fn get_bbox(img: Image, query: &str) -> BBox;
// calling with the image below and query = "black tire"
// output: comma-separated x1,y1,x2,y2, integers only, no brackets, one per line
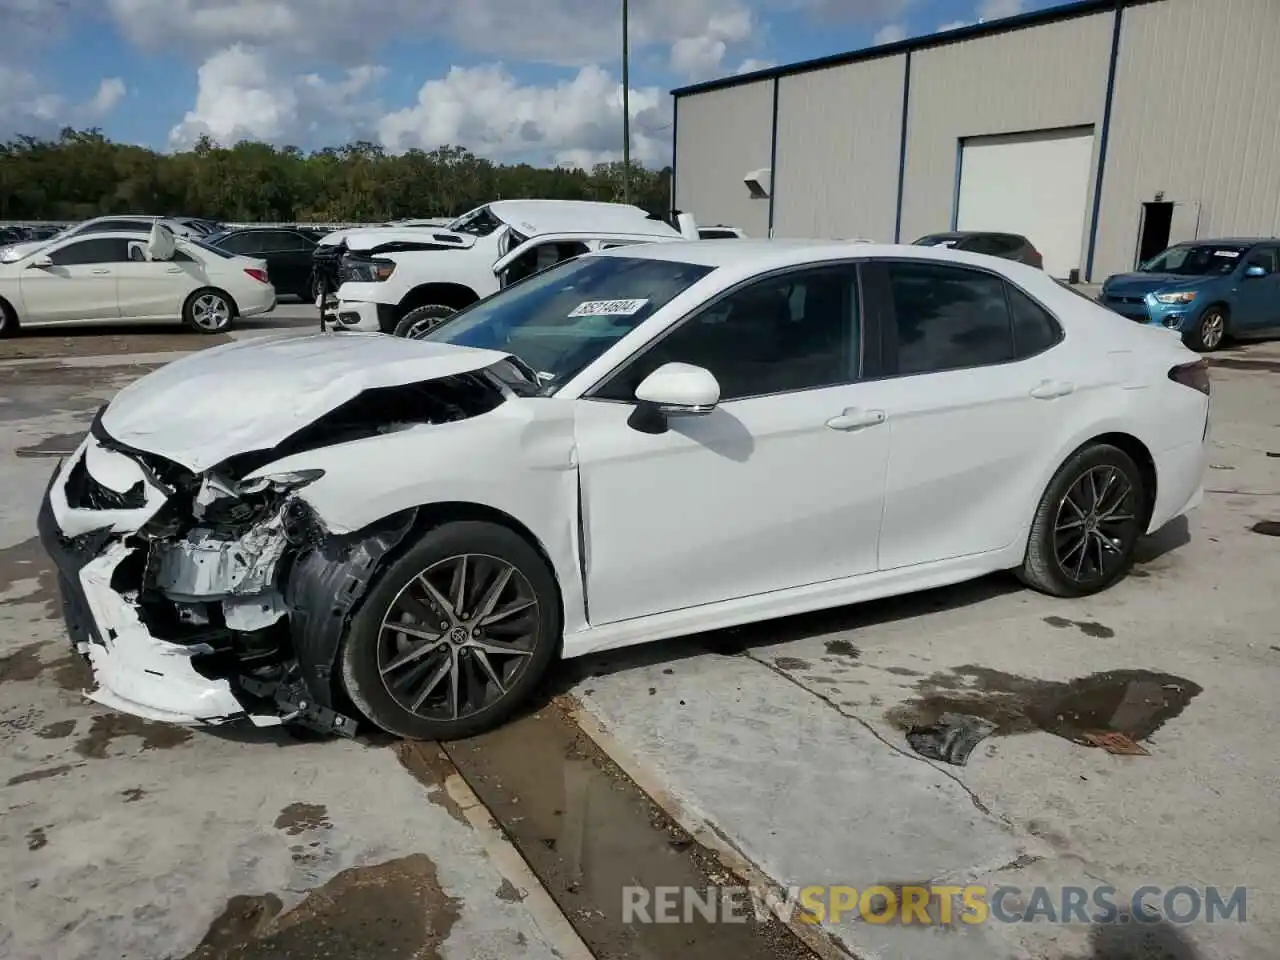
339,520,561,740
393,304,455,339
1019,443,1147,598
182,288,236,334
1184,305,1228,352
0,297,17,338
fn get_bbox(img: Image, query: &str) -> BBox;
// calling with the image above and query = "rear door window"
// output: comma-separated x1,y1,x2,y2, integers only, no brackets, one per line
884,261,1016,374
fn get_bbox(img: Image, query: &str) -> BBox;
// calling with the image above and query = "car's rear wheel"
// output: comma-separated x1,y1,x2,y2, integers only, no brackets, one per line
1185,306,1227,352
393,304,456,339
183,289,235,334
339,520,560,740
1019,443,1147,598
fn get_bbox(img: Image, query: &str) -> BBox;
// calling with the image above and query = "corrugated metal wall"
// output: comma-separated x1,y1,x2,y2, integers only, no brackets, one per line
772,55,906,241
897,12,1113,248
1092,0,1280,279
673,80,775,238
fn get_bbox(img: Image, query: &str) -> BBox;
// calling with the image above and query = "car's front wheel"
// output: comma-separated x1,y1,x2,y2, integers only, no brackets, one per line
1019,443,1147,598
339,520,561,740
393,304,456,339
1185,305,1228,352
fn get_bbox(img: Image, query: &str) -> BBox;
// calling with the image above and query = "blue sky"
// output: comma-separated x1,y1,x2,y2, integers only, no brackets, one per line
1,0,1069,167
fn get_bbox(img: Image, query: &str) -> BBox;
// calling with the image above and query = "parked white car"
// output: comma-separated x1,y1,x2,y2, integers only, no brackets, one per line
326,199,689,337
0,215,204,263
38,240,1209,741
0,228,276,336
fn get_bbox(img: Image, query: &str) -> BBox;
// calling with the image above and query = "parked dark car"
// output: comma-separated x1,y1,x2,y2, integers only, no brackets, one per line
1099,238,1280,351
913,231,1044,268
206,226,320,299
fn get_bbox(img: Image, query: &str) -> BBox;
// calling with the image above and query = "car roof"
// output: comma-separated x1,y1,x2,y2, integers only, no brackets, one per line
590,238,1040,271
487,200,681,238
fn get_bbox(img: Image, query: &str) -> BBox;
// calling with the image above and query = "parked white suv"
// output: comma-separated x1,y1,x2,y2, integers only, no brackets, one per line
325,200,691,337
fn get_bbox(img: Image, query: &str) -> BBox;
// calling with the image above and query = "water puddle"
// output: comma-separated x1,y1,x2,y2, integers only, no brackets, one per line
14,431,85,458
444,699,817,959
181,855,459,960
886,666,1202,748
1250,521,1280,537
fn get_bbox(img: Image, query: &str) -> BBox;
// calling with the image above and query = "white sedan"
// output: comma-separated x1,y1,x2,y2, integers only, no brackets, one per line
37,240,1210,741
0,230,276,336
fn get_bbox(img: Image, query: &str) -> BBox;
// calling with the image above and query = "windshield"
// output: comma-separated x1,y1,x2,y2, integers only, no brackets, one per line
424,255,716,393
1141,244,1248,276
447,205,505,237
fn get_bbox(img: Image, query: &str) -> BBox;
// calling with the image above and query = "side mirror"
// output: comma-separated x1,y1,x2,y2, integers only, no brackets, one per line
628,363,720,434
1244,264,1268,278
28,254,52,269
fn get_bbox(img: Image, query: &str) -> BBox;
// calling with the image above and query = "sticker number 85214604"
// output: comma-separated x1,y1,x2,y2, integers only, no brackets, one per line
568,298,649,317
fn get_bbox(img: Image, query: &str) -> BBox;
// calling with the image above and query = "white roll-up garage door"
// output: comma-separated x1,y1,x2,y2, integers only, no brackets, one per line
956,127,1095,279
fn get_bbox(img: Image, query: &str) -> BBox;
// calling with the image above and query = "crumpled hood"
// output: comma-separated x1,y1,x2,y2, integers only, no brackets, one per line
100,332,511,472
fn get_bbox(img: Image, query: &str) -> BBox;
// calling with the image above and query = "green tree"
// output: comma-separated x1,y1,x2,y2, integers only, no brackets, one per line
0,129,676,224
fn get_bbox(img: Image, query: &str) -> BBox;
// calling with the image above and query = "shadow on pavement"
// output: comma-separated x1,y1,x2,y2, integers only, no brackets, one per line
1067,912,1203,959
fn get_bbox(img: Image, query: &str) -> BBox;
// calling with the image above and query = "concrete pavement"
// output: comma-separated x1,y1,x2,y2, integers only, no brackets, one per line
0,329,1277,959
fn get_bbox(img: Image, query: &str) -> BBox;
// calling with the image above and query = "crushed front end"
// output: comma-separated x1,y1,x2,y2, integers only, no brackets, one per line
36,347,536,737
38,414,358,737
37,412,364,735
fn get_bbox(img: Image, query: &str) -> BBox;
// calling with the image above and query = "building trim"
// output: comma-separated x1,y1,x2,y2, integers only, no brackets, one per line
1085,1,1125,281
669,97,679,217
893,50,912,243
767,77,780,237
670,0,1163,98
949,139,964,230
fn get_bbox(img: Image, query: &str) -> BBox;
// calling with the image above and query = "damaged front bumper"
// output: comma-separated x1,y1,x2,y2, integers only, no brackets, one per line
37,419,371,736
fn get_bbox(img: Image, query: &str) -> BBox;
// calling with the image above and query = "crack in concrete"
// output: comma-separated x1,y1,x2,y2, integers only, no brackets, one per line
741,650,1004,821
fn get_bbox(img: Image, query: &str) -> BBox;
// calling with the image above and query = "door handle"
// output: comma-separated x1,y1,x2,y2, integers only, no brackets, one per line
91,269,110,275
165,266,182,273
826,407,886,431
1029,379,1076,400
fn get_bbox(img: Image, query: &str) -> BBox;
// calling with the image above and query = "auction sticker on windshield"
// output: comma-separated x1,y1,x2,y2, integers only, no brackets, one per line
1214,250,1240,258
569,299,649,317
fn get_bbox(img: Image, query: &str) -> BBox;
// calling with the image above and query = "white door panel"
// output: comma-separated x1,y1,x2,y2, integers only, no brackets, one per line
957,129,1094,280
873,355,1088,570
575,386,889,626
18,266,120,322
115,261,201,318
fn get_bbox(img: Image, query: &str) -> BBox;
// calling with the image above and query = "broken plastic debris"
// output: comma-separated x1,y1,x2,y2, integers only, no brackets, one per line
1080,731,1150,756
905,712,998,765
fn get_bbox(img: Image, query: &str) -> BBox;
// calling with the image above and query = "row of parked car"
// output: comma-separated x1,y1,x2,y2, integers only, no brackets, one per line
0,209,1275,353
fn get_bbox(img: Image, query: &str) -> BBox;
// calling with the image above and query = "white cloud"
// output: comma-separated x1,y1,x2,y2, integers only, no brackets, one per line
938,19,970,31
668,9,755,79
168,45,383,148
86,78,127,117
978,0,1025,19
735,58,776,74
873,23,908,44
0,67,128,139
378,64,671,169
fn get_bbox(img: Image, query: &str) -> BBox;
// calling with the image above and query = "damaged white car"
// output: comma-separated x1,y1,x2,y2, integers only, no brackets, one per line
39,241,1210,741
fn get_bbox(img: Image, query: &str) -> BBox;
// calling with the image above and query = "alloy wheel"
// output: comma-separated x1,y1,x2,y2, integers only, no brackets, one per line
377,553,540,721
1200,310,1225,350
1052,465,1141,585
191,293,231,331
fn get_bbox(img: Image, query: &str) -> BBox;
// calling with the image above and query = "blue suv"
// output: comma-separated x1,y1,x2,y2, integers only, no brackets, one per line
1099,238,1280,351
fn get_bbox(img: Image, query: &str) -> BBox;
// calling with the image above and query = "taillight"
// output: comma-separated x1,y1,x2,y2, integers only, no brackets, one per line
1028,249,1043,268
1169,358,1210,395
245,267,269,284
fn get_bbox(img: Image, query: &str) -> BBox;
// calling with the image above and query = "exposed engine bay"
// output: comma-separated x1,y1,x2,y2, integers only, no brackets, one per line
39,360,531,736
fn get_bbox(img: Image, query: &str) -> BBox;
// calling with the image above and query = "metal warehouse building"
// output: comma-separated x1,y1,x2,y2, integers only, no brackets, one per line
669,0,1280,282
